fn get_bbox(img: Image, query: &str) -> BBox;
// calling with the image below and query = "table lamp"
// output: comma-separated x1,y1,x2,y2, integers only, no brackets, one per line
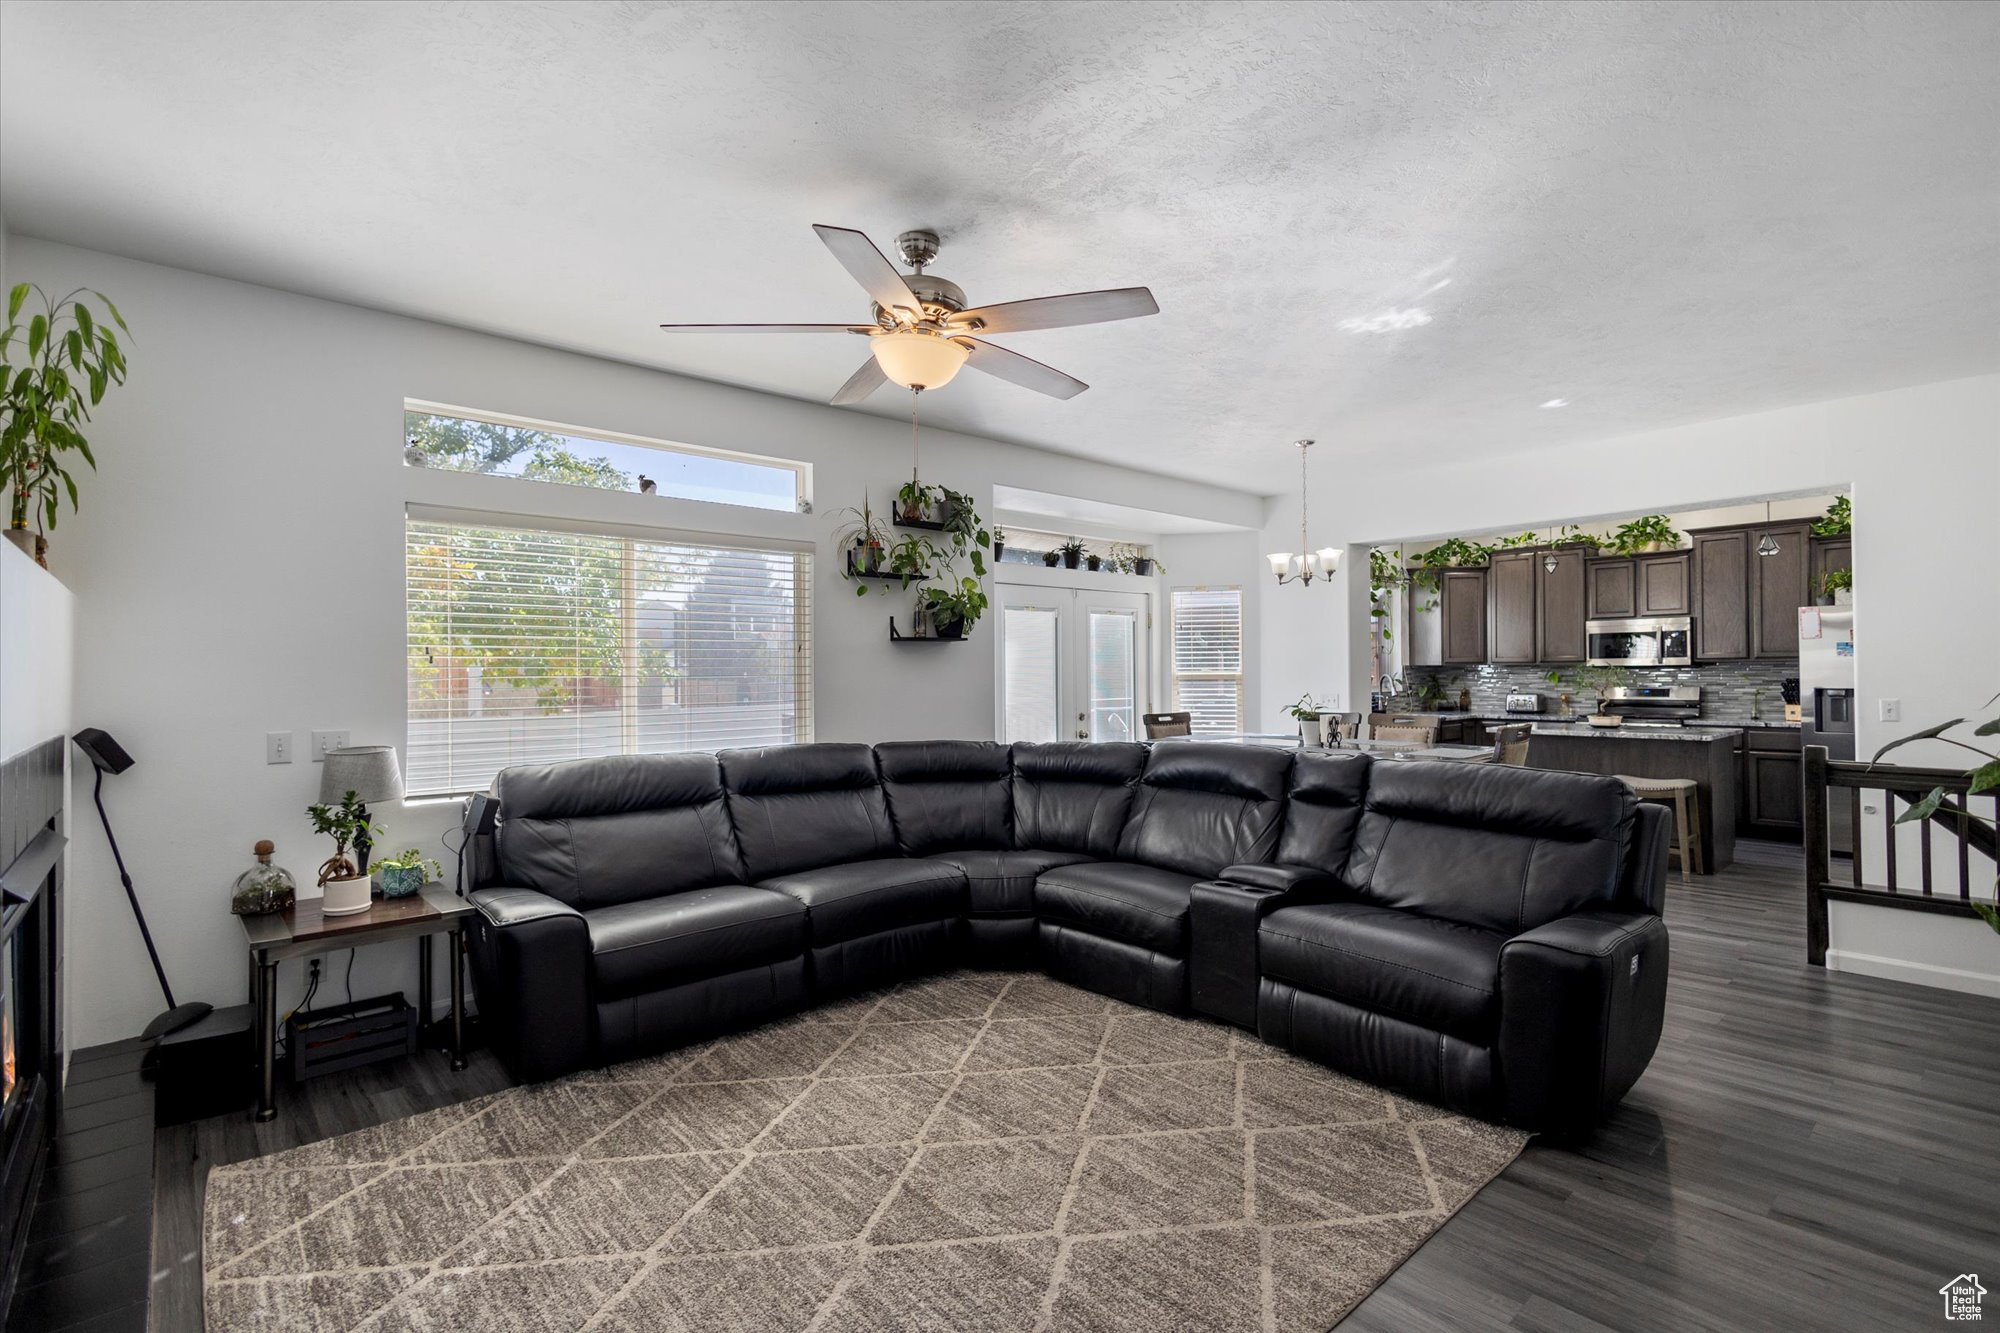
319,746,403,875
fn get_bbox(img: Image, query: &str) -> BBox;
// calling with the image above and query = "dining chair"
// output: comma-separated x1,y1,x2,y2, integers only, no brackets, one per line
1321,712,1362,742
1142,711,1193,739
1490,723,1532,766
1369,723,1434,746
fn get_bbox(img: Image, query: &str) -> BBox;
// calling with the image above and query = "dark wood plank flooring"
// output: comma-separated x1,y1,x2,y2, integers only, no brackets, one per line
145,840,2000,1332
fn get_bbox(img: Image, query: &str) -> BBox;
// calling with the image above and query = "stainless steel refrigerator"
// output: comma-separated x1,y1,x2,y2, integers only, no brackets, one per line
1799,607,1856,854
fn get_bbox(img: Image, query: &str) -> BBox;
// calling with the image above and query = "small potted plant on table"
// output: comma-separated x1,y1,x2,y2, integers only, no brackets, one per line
1285,694,1327,746
374,848,443,900
1575,666,1634,726
306,791,383,916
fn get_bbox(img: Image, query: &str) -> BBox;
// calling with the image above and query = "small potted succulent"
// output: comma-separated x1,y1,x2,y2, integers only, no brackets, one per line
1085,550,1104,572
992,527,1006,562
1059,537,1087,570
374,847,443,899
306,790,383,916
1041,549,1061,567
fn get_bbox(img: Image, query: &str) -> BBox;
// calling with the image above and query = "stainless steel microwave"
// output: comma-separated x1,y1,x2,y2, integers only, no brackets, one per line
1585,616,1693,668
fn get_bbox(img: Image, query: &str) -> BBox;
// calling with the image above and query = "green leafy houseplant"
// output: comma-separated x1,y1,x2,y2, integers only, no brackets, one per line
1041,549,1061,567
920,579,989,639
1552,524,1604,551
1811,495,1851,537
834,497,890,584
0,284,131,564
1607,515,1682,556
374,847,443,898
1369,547,1407,641
1058,537,1087,570
305,791,384,887
1413,674,1449,711
1574,665,1634,717
1409,537,1492,597
1492,531,1540,550
1812,568,1853,603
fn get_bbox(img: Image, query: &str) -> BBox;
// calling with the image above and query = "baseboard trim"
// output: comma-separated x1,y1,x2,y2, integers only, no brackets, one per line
1824,948,2000,999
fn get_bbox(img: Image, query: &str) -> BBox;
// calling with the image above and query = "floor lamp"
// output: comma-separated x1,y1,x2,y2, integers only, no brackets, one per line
72,727,213,1040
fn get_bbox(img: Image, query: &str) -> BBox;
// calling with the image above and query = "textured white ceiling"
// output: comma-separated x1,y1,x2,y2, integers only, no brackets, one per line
3,1,1995,492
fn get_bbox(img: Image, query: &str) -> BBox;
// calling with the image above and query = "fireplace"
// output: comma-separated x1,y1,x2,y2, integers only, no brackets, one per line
0,736,63,1313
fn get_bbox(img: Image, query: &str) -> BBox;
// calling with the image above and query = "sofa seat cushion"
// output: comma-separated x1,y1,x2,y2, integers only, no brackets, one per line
585,886,805,1000
929,848,1094,916
759,858,967,946
1034,861,1201,957
1259,903,1507,1041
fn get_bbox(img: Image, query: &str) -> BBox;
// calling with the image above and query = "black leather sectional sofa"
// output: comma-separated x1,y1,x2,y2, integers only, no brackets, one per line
460,740,1670,1135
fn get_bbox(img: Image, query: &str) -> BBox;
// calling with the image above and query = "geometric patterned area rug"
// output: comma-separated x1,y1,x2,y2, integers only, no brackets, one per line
204,971,1527,1332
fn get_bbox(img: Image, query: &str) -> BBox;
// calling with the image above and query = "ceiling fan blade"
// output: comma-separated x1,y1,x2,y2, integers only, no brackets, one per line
812,224,924,318
960,338,1088,400
830,356,888,406
949,287,1158,335
657,323,875,333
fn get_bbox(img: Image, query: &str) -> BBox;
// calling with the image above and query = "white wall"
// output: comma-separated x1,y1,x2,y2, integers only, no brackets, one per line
1255,373,2000,992
6,237,1263,1047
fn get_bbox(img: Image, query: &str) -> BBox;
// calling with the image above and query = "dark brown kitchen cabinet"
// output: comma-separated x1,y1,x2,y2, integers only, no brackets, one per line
1809,535,1851,602
1585,558,1636,619
1586,552,1691,619
1739,727,1804,840
1440,568,1488,664
1634,552,1692,615
1749,522,1811,658
1536,546,1588,664
1486,551,1539,665
1693,530,1750,660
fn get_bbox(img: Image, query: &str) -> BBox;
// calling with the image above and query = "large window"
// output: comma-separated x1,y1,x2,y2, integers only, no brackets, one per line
405,511,811,795
404,404,806,512
1170,586,1243,733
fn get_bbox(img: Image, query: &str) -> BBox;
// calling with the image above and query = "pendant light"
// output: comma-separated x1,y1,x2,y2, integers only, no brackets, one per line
1542,526,1559,574
1756,500,1780,557
1266,440,1340,585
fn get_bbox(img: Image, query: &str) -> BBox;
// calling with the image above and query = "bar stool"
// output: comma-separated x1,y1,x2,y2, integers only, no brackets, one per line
1616,775,1702,884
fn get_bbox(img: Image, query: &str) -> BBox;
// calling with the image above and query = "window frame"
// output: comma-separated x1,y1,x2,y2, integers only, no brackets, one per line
1168,584,1245,734
403,503,814,798
404,399,813,514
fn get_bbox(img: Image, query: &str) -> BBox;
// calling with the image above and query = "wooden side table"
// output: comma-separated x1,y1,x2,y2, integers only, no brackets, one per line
238,883,474,1122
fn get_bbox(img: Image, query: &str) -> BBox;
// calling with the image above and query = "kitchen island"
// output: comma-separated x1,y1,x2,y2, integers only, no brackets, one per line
1527,724,1742,872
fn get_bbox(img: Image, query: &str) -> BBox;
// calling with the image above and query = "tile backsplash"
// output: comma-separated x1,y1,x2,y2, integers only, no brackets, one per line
1380,659,1801,724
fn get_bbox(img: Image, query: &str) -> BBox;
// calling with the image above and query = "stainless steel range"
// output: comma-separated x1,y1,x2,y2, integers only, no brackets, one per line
1601,685,1702,727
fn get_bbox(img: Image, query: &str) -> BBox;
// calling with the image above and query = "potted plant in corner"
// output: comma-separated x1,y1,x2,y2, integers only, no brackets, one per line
0,284,131,568
1285,694,1326,746
306,790,383,916
374,848,443,900
1058,537,1087,570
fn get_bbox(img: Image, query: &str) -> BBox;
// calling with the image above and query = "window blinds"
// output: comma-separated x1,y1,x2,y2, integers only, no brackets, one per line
406,514,811,796
1170,587,1244,733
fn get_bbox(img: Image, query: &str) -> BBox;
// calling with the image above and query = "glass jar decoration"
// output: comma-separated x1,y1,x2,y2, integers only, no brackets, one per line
231,840,297,916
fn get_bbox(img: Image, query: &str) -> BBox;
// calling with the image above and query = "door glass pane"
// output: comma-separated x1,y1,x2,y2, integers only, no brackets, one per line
1088,610,1138,742
1003,605,1060,742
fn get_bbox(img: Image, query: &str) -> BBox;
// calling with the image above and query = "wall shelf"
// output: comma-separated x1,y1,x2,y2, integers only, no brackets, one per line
889,617,967,643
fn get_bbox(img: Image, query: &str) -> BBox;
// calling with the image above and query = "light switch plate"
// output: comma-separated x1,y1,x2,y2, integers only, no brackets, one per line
310,729,350,761
1878,699,1901,723
266,731,293,764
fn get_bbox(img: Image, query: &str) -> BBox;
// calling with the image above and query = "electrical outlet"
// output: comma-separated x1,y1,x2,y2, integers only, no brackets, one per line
1878,699,1901,723
266,731,293,764
311,730,350,761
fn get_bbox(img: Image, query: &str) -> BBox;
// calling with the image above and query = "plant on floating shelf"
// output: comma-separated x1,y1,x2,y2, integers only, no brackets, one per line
833,497,890,583
992,527,1007,561
1811,494,1851,538
1870,688,1999,910
1058,537,1087,570
0,283,132,567
1606,515,1682,556
920,578,989,639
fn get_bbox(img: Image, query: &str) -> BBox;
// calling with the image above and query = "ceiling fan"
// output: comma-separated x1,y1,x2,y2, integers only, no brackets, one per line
659,224,1159,405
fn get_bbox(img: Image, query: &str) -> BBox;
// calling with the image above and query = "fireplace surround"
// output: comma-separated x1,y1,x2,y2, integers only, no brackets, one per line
0,736,64,1314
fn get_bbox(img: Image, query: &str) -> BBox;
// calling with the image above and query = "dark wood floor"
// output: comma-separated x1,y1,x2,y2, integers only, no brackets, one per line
146,840,2000,1332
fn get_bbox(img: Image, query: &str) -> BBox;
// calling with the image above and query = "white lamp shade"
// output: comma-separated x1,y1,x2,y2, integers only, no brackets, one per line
869,330,970,390
1313,547,1340,576
1266,552,1295,577
319,745,404,805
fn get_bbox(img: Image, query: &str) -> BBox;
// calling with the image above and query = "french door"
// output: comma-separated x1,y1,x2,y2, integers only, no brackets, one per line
997,585,1151,742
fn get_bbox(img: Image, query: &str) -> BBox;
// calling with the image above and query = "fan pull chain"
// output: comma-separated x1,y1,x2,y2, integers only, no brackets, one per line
910,387,922,485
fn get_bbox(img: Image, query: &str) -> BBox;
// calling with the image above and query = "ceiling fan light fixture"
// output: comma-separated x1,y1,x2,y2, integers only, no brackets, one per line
868,328,969,391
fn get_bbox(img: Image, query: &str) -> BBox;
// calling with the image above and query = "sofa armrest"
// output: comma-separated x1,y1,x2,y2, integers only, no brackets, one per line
466,886,594,1082
1215,863,1343,896
1498,910,1669,1138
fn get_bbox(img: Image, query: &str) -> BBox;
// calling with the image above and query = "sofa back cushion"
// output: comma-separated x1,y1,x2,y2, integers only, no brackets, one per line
1117,744,1293,877
1343,762,1637,934
493,753,744,910
875,740,1013,854
721,743,897,880
1010,742,1147,857
1276,751,1373,870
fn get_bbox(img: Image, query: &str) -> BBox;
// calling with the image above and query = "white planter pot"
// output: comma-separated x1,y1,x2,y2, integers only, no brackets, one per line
1300,717,1325,747
321,875,373,917
1833,588,1852,606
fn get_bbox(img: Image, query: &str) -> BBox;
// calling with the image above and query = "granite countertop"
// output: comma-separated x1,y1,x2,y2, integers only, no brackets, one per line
1528,723,1745,742
1385,709,1799,730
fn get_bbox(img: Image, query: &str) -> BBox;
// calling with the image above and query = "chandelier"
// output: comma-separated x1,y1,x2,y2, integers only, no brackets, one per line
1266,439,1340,585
